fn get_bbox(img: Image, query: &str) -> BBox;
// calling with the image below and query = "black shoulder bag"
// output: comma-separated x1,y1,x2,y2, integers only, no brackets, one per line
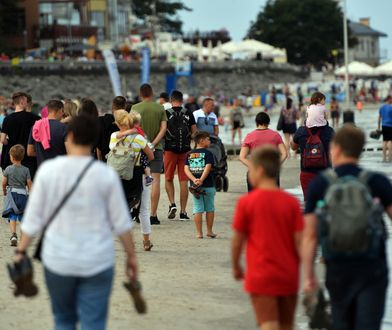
33,158,95,261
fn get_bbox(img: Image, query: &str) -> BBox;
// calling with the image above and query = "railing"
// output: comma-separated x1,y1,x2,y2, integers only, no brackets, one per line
39,25,98,39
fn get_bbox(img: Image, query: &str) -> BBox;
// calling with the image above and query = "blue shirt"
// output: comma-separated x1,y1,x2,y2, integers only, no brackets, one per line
379,104,392,127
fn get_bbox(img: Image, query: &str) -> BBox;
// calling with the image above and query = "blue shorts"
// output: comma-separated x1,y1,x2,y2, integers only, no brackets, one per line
8,213,23,221
192,187,216,214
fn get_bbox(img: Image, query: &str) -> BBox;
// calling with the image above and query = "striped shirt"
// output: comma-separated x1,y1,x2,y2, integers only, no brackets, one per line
109,133,147,166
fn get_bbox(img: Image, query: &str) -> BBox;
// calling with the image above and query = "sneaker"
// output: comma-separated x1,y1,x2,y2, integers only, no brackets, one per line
150,216,161,225
145,176,154,187
168,204,177,219
10,233,17,247
179,212,190,221
133,216,140,223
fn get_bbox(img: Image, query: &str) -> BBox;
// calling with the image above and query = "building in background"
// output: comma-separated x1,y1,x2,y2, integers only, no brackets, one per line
183,29,231,48
349,18,387,66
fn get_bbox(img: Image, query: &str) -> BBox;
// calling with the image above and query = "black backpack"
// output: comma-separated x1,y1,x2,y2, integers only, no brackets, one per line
165,108,192,153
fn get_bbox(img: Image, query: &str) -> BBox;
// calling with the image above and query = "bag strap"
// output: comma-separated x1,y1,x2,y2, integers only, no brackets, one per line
321,169,338,186
41,158,95,235
358,170,374,188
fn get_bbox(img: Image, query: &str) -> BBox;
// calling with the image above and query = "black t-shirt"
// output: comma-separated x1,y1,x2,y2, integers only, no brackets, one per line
98,114,117,161
185,148,215,187
1,111,40,170
28,120,67,167
165,107,196,152
293,125,335,173
184,102,199,113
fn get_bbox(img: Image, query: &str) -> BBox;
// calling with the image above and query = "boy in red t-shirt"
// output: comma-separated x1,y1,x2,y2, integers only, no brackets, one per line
232,146,303,330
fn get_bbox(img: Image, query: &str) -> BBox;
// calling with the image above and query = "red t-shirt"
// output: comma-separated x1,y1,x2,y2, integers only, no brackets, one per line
232,189,304,295
242,129,283,151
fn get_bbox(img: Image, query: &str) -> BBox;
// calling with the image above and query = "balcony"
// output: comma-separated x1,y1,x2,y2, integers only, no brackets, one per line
40,24,98,42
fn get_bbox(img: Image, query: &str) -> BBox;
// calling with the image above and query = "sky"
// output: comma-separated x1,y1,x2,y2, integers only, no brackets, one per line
179,0,392,62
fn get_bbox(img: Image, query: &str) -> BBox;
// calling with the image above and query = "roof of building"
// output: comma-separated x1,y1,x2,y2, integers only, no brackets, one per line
349,21,387,37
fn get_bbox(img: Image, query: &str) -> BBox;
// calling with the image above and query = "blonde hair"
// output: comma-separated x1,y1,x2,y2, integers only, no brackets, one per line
114,109,133,128
64,100,78,118
128,110,141,125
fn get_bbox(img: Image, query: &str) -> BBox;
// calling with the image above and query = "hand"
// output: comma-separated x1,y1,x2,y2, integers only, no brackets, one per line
233,265,244,281
303,274,319,293
126,253,138,283
193,178,200,186
13,252,26,264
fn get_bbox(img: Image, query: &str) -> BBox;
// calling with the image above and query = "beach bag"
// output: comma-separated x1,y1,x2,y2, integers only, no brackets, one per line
302,127,328,169
276,111,284,131
165,108,191,153
316,170,385,260
106,135,138,180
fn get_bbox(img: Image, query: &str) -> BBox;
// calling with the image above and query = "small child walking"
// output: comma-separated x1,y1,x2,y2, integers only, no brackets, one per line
231,146,303,330
184,131,216,239
2,145,32,246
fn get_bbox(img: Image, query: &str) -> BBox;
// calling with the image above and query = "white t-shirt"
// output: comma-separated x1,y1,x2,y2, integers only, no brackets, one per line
163,102,172,111
193,109,218,135
21,156,133,277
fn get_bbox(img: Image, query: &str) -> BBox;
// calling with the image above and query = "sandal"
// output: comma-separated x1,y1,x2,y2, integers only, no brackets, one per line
143,240,153,251
197,235,203,239
207,233,217,239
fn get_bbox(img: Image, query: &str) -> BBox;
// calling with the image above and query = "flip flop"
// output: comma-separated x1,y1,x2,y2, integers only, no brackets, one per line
207,234,217,239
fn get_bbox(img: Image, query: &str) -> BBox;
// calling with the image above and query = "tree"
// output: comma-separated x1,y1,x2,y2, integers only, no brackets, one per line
131,0,191,35
247,0,355,65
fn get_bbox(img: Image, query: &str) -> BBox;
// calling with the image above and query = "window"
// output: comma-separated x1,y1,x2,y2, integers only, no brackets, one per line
117,11,128,36
90,11,105,28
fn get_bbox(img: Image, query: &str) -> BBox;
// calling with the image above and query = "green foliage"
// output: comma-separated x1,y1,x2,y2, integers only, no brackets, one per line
247,0,355,65
131,0,191,34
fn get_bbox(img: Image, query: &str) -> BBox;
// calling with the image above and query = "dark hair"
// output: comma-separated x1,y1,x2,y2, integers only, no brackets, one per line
125,101,133,113
140,84,153,98
9,144,25,161
202,97,214,106
67,115,99,146
255,112,270,126
112,96,126,110
79,99,98,117
26,94,32,105
47,99,64,113
170,90,183,103
159,92,169,102
286,97,293,110
12,92,27,105
193,131,210,145
251,146,280,179
332,125,365,159
310,92,326,105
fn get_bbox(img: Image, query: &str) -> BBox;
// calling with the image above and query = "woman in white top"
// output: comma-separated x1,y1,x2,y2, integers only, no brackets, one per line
15,115,138,330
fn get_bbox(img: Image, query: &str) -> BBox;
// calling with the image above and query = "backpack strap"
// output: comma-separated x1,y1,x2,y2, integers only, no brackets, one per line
358,170,375,188
321,168,338,186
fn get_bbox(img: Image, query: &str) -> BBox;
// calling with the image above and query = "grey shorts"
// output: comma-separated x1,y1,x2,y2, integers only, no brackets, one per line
150,149,164,174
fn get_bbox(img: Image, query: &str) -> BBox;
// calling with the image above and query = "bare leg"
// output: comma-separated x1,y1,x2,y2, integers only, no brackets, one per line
9,221,16,234
238,129,242,145
284,133,291,158
232,129,236,145
144,167,151,177
165,179,175,205
388,141,392,162
260,322,279,330
206,211,215,236
179,180,188,213
383,142,387,162
150,173,161,217
194,213,203,238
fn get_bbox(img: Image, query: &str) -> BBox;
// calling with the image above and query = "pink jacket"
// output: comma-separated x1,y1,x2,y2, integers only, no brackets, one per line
32,118,51,150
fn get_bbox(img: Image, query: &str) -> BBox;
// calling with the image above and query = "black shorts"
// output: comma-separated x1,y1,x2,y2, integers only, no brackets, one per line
382,126,392,141
331,110,340,119
282,123,297,134
233,121,241,130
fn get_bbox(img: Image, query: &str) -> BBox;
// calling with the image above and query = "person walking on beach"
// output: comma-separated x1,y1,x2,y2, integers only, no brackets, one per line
164,90,196,221
303,125,392,329
378,95,392,162
280,97,299,158
239,112,287,191
291,92,334,201
230,99,244,146
27,100,67,168
193,98,219,136
14,115,139,330
185,131,216,239
0,92,40,178
132,84,167,225
232,147,303,330
2,145,32,246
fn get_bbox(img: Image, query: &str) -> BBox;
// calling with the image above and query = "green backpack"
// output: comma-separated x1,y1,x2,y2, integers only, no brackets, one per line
106,135,138,180
316,169,385,261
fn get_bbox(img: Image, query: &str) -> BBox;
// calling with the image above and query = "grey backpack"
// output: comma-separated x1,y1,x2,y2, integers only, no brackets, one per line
316,169,385,260
106,135,138,180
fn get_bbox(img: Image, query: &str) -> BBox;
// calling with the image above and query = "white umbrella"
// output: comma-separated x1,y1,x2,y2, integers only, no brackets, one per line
239,39,275,54
220,41,239,54
334,61,375,76
197,39,203,62
375,60,392,76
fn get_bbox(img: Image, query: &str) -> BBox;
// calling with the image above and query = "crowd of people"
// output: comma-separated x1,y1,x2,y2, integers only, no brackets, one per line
1,86,392,330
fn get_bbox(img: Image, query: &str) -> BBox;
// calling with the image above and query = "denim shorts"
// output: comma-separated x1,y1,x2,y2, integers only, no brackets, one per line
8,213,22,221
192,187,216,214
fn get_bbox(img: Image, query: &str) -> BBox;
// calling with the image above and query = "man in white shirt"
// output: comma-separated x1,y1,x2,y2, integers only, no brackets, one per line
193,98,219,136
159,92,172,111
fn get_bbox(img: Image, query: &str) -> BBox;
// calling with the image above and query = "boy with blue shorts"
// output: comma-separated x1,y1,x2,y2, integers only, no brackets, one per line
2,144,32,246
185,131,216,239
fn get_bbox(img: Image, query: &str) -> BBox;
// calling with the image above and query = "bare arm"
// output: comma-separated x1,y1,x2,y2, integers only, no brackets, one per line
198,163,212,184
184,165,198,185
13,232,34,262
27,144,36,157
378,115,382,131
291,141,299,151
116,128,138,139
302,214,319,293
386,205,392,220
96,148,103,161
142,145,154,161
190,124,197,135
214,125,219,136
239,146,251,168
0,132,8,145
2,177,7,195
151,121,167,147
231,230,246,280
118,231,138,283
278,143,288,163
